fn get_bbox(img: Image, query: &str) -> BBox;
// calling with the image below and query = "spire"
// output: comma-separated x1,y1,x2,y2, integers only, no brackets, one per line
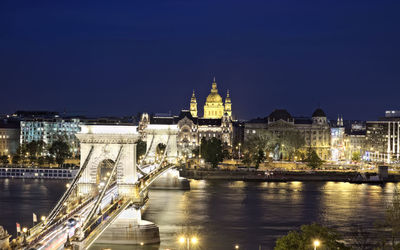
211,77,218,92
190,89,198,117
227,89,230,97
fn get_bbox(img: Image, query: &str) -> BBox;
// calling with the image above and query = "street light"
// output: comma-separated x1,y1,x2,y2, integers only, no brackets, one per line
178,235,198,249
313,239,320,250
41,216,46,222
235,244,239,249
238,143,241,160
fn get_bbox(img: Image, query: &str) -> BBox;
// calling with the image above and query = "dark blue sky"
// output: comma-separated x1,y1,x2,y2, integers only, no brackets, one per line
1,0,399,120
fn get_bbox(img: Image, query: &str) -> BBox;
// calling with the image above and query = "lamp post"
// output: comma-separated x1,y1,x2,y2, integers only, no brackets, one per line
238,143,241,160
22,227,28,245
313,239,320,250
179,235,198,250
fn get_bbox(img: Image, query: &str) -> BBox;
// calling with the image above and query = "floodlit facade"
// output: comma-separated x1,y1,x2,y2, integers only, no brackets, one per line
20,118,82,155
202,78,232,119
244,109,331,160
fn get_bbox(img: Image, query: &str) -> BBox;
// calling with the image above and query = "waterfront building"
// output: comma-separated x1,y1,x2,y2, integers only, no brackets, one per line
344,129,366,161
0,119,20,156
244,108,331,160
330,116,345,161
20,117,82,156
365,111,400,163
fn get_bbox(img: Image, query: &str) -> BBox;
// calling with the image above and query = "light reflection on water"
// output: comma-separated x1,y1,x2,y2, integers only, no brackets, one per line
0,179,398,250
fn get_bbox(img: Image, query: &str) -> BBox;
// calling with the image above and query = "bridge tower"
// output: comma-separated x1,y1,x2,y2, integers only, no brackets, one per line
76,125,140,199
142,124,179,163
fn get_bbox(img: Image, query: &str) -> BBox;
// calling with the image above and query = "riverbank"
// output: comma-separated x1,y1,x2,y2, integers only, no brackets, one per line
180,169,400,182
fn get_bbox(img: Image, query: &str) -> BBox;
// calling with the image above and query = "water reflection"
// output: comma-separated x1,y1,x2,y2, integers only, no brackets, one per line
0,179,398,249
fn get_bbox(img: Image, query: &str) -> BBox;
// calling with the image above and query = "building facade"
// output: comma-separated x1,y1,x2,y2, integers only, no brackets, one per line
330,116,345,161
244,109,331,160
20,118,82,156
365,118,400,163
0,120,20,156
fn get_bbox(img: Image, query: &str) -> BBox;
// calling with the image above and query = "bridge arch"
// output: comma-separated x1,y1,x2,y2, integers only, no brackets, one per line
76,125,139,198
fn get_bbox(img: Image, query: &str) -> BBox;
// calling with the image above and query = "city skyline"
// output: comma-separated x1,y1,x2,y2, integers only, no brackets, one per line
1,1,400,120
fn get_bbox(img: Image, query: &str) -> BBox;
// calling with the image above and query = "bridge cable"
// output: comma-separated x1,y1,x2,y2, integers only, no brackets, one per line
44,145,95,228
82,145,124,231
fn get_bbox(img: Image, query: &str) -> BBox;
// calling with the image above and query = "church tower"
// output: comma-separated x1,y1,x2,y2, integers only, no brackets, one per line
190,90,198,117
224,90,232,117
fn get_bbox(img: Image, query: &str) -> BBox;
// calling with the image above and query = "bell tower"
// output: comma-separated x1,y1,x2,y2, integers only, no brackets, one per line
190,90,198,117
224,90,232,117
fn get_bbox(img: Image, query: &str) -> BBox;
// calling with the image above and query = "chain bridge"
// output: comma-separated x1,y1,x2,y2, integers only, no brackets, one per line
17,124,186,250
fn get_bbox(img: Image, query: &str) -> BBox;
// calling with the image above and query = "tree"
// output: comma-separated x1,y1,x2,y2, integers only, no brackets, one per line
274,223,349,250
222,149,231,159
242,130,277,167
304,150,323,169
26,140,46,158
136,139,147,161
201,138,223,168
0,155,9,165
45,155,55,165
281,131,305,160
37,156,45,166
242,151,252,166
255,148,265,169
352,151,361,162
49,140,72,166
12,155,21,164
384,188,400,248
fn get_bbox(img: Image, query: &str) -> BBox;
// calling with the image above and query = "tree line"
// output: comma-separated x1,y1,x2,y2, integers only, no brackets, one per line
0,139,73,166
242,130,323,169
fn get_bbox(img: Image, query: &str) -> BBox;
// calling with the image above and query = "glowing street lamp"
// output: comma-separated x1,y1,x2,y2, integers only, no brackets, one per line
313,239,320,250
235,244,239,249
178,235,198,249
41,216,46,222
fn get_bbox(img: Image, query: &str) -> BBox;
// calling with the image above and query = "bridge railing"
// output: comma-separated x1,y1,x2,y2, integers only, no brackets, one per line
27,182,118,247
73,198,132,249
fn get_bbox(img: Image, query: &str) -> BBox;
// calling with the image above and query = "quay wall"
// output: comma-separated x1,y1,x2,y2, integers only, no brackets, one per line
180,169,400,182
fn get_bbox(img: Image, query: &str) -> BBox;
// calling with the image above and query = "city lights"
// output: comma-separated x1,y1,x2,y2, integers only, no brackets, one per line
313,239,320,250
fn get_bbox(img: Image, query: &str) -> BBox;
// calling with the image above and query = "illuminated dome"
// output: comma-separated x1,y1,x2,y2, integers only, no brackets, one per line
206,82,223,103
203,78,225,119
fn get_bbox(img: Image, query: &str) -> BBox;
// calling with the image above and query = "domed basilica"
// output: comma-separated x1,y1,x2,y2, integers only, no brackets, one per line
190,77,232,119
139,77,235,157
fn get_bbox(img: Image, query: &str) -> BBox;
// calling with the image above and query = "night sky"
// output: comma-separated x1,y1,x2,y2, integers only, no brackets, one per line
1,0,399,120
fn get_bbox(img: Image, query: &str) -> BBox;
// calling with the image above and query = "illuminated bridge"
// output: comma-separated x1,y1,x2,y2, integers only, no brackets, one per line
17,124,185,250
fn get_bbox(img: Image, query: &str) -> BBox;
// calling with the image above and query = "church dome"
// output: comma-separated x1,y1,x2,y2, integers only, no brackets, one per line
312,108,326,117
205,80,223,104
268,109,292,121
206,92,223,103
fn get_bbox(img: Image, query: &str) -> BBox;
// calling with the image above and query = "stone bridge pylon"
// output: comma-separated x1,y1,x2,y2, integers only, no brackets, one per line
76,125,140,198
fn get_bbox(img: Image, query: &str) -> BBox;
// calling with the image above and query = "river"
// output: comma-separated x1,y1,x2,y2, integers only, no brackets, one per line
0,179,398,249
